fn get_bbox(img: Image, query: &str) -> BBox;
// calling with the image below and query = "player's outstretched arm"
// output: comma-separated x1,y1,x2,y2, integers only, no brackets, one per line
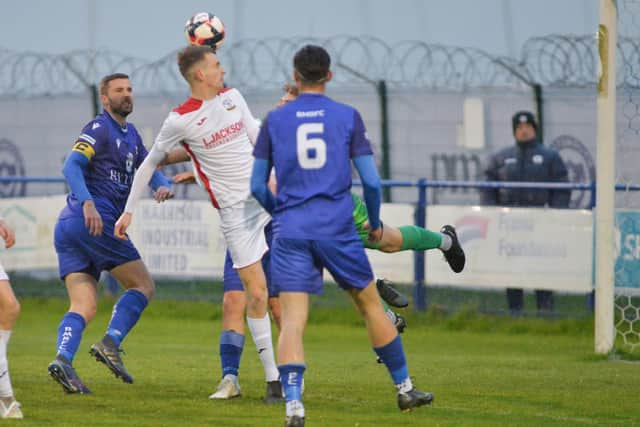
353,154,382,244
0,218,15,249
115,147,166,240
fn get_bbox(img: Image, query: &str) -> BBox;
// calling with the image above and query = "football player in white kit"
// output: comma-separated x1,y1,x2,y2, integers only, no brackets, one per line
114,45,280,401
0,217,22,419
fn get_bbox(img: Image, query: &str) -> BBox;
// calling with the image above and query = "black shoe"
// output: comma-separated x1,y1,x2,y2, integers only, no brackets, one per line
394,313,407,334
89,336,133,384
47,356,91,394
264,380,284,404
397,388,434,411
440,225,465,273
284,415,305,427
376,278,409,308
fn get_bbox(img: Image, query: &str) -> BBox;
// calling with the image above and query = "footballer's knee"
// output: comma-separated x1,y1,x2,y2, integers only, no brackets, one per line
378,236,403,253
138,280,155,301
245,286,268,314
70,301,97,323
222,291,246,316
0,296,20,326
280,319,305,339
378,242,402,253
378,226,404,252
124,276,155,301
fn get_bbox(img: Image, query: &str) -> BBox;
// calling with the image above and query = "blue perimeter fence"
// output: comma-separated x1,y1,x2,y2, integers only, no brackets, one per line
2,176,640,311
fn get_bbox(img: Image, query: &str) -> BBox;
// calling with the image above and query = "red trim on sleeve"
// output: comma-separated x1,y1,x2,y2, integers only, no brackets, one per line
173,97,203,115
181,143,220,209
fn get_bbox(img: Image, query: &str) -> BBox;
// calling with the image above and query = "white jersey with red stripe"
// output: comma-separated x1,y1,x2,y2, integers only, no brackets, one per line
154,88,260,209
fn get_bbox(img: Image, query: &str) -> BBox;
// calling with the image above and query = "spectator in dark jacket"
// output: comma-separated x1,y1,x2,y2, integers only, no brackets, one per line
481,111,570,315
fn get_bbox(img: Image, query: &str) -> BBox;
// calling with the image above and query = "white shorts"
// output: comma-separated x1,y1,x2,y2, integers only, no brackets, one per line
0,262,7,281
219,196,271,269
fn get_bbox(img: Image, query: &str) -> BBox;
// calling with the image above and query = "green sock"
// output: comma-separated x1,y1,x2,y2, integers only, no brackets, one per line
399,225,442,251
381,300,396,323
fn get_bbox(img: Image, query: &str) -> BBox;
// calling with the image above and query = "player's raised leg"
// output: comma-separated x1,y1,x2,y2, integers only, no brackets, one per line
90,259,154,384
48,272,96,395
352,192,465,273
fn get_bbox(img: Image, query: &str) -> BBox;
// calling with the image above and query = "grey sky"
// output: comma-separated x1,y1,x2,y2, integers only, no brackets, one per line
0,0,597,59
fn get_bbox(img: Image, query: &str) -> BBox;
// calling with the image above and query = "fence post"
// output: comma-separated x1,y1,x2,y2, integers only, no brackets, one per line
377,80,391,202
588,180,597,312
90,84,100,117
413,179,427,311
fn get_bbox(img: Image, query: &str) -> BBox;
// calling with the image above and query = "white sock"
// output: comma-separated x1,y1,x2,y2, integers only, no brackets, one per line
0,330,13,398
247,313,280,382
396,377,414,394
439,233,452,251
286,400,305,418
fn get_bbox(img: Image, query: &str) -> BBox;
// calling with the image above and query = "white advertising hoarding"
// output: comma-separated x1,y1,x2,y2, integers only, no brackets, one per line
426,206,593,292
0,197,608,293
0,196,66,270
0,197,228,278
126,200,227,278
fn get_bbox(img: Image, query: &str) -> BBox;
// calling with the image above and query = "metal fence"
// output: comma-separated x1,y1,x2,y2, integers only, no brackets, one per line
2,34,639,98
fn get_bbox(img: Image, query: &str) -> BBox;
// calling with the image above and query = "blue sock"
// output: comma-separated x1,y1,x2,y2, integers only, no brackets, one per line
56,312,86,363
278,363,306,402
220,330,245,377
373,335,409,385
106,289,148,346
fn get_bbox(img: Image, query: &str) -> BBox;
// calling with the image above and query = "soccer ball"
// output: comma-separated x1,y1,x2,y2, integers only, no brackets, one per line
184,12,226,50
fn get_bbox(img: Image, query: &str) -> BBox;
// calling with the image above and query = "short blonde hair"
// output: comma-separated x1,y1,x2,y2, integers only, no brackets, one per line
177,45,214,81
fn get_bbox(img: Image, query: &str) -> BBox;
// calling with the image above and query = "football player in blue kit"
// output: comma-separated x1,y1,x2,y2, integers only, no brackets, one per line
48,73,173,394
251,45,433,427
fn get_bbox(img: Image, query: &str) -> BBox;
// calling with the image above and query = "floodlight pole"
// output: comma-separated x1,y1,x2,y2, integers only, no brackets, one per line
337,63,391,202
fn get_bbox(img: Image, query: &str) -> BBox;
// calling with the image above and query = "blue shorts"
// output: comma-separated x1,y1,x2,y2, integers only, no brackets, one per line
223,222,276,296
54,215,141,281
270,236,374,295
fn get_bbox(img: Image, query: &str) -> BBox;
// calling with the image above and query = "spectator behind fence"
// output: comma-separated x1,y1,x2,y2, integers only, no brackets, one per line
481,111,570,315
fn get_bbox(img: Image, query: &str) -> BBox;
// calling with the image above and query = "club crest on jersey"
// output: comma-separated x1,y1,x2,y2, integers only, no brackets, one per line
126,152,134,173
222,98,236,111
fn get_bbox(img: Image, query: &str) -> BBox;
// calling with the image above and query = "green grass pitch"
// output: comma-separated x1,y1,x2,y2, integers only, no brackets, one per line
6,297,639,426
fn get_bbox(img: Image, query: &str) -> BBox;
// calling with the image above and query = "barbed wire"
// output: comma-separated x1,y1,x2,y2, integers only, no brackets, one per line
0,34,638,98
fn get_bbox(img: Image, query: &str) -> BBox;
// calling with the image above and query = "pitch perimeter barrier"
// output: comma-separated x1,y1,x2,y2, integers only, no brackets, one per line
1,177,640,311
